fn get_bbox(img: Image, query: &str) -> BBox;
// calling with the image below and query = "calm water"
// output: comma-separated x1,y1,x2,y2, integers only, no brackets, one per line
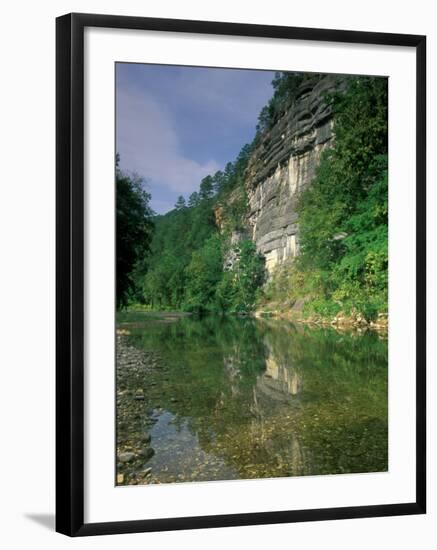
116,313,388,484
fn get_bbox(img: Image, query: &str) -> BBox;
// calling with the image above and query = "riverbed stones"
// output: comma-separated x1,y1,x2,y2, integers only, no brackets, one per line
116,333,165,485
118,451,136,463
134,389,145,400
138,447,155,460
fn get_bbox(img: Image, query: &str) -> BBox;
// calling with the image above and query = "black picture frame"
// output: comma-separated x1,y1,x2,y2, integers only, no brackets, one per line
56,12,426,537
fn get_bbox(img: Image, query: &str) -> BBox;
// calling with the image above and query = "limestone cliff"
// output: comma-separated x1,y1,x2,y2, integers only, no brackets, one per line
243,74,345,275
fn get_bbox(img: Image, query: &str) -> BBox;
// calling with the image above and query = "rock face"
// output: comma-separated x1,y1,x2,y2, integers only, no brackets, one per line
223,229,249,271
244,74,344,275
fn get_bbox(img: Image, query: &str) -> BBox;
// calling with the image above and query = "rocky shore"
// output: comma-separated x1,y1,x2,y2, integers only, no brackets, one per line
116,331,167,485
254,308,388,334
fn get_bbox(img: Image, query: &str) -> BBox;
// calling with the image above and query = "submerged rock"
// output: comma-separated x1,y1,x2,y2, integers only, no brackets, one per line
138,447,155,460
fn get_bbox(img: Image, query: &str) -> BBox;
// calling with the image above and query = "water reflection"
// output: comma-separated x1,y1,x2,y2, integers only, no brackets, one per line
116,313,388,485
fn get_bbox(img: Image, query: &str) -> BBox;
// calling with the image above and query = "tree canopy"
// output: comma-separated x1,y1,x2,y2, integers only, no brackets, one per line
116,164,154,307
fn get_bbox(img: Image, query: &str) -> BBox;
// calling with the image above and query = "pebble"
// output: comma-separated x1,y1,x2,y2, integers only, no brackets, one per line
118,452,136,463
138,447,155,460
134,389,145,400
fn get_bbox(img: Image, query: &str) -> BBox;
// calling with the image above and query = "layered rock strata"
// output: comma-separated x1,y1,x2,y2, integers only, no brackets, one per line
245,74,344,274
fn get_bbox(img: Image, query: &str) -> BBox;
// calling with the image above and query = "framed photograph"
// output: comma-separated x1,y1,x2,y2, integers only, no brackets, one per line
56,13,426,536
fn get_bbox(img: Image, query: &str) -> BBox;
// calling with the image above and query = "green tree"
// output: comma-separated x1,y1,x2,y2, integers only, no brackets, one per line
216,240,265,312
184,234,223,312
142,185,218,310
199,175,214,201
188,191,200,208
256,71,306,133
211,170,225,195
294,76,388,318
116,166,154,308
175,195,186,210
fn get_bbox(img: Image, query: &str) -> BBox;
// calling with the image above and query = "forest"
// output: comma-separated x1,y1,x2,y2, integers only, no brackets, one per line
116,73,388,321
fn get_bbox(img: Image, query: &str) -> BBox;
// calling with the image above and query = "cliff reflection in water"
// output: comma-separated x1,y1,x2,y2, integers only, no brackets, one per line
116,313,388,485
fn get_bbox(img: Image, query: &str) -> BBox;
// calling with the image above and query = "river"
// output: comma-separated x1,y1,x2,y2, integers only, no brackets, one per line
116,312,388,485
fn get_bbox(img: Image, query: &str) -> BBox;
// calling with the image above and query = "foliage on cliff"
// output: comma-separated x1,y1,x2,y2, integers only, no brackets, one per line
216,240,266,313
262,76,388,320
255,72,308,135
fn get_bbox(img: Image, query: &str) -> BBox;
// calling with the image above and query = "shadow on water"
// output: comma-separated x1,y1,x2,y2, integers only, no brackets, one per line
116,314,388,485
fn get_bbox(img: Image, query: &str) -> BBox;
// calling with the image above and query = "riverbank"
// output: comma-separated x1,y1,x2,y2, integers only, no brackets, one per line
119,306,388,334
116,332,166,485
254,306,388,333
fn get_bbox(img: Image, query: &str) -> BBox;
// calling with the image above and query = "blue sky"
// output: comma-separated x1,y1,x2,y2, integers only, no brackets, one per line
116,63,275,214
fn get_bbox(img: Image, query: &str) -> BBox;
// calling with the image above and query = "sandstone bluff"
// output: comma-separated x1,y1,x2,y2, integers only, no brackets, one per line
217,74,346,275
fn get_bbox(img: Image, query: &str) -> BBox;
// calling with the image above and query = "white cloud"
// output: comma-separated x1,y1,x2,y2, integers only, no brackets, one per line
116,89,219,195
